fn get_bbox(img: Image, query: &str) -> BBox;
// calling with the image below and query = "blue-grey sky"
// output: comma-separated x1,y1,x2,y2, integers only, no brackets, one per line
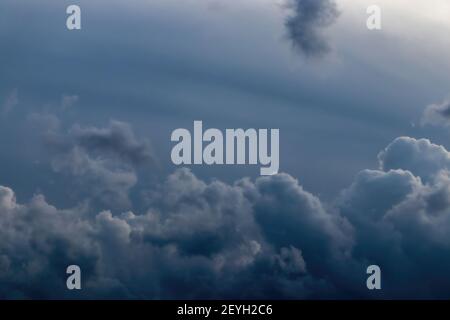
2,0,449,199
1,0,450,299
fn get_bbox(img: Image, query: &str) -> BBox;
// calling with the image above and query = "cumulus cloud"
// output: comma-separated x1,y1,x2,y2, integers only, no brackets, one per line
51,147,138,210
338,136,450,297
378,137,450,183
421,99,450,127
0,169,350,299
70,121,154,167
2,132,450,298
0,187,98,299
31,117,155,210
284,0,339,57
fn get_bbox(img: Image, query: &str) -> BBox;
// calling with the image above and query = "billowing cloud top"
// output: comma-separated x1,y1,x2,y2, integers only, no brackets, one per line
2,127,450,298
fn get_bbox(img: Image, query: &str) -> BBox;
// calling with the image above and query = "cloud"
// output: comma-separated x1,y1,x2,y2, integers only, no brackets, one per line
69,121,154,167
251,173,353,280
0,169,347,299
61,95,79,110
337,136,450,297
51,147,138,210
27,113,61,134
2,134,450,298
421,99,450,127
284,0,339,57
31,117,155,210
378,136,450,183
0,187,99,299
1,89,18,115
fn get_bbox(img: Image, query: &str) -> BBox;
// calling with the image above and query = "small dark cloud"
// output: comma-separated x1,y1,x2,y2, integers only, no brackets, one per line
70,121,154,167
284,0,339,57
421,99,450,127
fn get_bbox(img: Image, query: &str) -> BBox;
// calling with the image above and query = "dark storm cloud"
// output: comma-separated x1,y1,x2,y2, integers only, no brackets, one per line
337,137,450,297
251,173,353,279
0,169,346,299
3,136,450,298
338,174,450,297
1,0,449,299
0,187,99,299
284,0,339,57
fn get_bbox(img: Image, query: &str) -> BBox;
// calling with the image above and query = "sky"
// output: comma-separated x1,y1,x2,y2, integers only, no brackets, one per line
1,0,450,299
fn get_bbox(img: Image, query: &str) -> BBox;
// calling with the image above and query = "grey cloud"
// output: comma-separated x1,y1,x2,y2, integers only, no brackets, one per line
1,89,18,115
3,134,450,298
337,169,421,279
70,121,154,167
284,0,339,57
252,173,353,280
0,187,99,299
336,136,450,297
27,113,61,134
0,169,346,299
33,118,155,210
61,94,79,110
274,246,307,275
378,136,450,183
421,99,450,127
51,147,138,210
